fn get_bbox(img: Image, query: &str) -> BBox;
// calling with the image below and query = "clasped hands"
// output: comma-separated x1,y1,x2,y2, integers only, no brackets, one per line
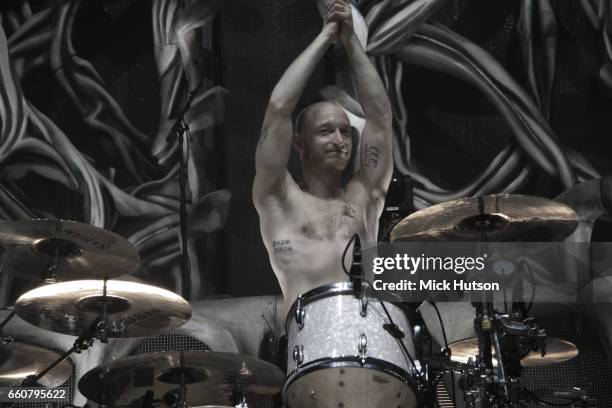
322,0,354,45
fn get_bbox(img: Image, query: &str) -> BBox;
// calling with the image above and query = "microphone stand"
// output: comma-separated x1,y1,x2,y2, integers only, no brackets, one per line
166,81,203,301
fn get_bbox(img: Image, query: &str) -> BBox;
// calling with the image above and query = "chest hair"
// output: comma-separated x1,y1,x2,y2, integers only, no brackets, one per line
297,196,360,241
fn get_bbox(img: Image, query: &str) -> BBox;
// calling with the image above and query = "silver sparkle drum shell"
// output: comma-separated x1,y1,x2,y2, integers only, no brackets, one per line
284,282,418,408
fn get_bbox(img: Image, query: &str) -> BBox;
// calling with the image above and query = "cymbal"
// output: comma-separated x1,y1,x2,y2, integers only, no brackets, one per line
0,341,72,388
15,280,191,337
78,351,284,407
0,219,139,281
520,338,579,366
391,194,578,242
448,337,578,367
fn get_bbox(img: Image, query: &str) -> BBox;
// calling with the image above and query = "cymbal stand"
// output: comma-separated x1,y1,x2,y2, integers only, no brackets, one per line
22,332,96,386
177,368,188,408
41,245,61,283
41,219,64,283
468,302,498,408
161,351,189,408
128,390,155,408
0,244,13,309
467,301,548,406
0,310,15,344
229,363,251,408
165,80,203,301
464,198,512,406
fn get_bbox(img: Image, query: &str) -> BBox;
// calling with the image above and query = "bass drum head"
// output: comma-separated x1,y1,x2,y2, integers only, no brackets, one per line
285,366,417,408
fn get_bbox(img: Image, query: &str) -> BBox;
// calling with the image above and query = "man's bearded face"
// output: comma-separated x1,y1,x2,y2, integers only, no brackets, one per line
296,102,352,173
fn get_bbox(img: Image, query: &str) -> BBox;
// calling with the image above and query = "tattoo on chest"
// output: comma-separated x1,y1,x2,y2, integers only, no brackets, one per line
343,203,357,218
364,144,380,168
258,124,270,146
272,239,293,254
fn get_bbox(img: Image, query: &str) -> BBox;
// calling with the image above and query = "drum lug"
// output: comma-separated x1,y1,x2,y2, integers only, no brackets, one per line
359,281,368,317
295,296,305,330
360,295,368,317
358,333,367,364
292,344,304,367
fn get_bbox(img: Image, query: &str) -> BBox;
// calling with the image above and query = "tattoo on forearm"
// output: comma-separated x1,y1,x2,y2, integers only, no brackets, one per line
258,124,270,146
272,239,293,254
364,144,380,168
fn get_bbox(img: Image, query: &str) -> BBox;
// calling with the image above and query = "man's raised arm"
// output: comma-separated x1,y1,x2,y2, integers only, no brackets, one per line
253,17,338,203
336,1,393,198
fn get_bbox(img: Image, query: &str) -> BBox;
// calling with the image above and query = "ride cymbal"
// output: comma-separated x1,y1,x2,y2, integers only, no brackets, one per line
0,342,72,388
391,194,578,242
78,351,284,407
448,337,578,367
15,280,191,337
0,219,139,281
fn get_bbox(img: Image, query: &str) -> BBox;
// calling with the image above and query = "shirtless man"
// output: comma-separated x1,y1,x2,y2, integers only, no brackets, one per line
253,0,393,320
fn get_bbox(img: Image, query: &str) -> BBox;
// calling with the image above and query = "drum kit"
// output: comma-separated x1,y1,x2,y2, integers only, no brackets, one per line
0,194,597,407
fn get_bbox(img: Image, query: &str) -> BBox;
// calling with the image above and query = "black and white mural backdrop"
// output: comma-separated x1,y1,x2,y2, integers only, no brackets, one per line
0,0,611,302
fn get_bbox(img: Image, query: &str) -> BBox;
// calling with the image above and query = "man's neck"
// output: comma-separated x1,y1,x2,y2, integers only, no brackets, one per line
301,168,343,199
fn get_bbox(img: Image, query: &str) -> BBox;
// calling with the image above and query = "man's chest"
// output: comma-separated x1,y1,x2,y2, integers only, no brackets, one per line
285,195,363,242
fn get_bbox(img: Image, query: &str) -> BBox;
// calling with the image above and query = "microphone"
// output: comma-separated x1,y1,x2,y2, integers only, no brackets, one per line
349,234,363,290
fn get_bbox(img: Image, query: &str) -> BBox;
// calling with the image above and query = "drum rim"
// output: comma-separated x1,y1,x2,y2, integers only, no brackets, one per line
285,282,414,332
282,356,420,406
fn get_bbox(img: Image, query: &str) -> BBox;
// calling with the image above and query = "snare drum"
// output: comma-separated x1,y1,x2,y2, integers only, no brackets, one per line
283,282,419,408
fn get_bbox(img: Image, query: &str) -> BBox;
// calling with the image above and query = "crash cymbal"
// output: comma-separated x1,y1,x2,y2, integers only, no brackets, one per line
448,337,578,367
0,219,139,281
78,351,284,407
520,338,579,366
15,280,191,337
0,341,72,388
391,194,578,242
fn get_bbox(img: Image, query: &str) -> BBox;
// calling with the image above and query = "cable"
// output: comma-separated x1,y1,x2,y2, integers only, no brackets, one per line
378,298,418,369
428,300,457,407
524,261,536,315
341,235,440,407
523,388,573,407
428,301,449,349
377,298,442,408
381,214,404,242
341,233,359,277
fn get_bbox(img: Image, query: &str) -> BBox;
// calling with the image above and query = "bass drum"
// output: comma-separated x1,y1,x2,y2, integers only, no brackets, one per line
283,282,419,408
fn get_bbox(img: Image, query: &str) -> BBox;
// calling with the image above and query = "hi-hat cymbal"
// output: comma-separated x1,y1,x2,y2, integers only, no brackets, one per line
448,337,578,367
391,194,578,242
0,341,72,388
15,280,191,337
0,219,139,281
78,351,284,407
